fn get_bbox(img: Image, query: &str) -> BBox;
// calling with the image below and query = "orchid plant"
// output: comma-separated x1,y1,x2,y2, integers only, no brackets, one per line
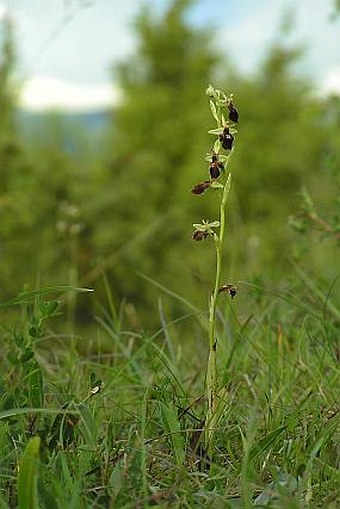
191,84,239,458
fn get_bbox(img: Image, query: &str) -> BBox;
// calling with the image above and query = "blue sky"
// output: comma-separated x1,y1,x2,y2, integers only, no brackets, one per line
1,0,339,110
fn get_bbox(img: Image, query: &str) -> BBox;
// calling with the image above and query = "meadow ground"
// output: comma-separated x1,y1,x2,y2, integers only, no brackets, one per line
0,274,339,509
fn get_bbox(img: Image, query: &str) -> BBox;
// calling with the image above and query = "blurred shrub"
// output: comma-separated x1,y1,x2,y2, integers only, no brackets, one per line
0,2,339,328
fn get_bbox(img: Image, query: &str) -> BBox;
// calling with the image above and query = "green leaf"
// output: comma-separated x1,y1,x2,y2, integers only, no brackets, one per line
0,407,79,421
210,181,224,189
192,223,206,231
160,402,185,465
76,402,97,449
0,492,10,509
37,481,59,509
205,153,228,163
0,286,93,308
18,436,41,509
248,425,286,465
213,139,221,153
21,348,34,363
26,363,44,408
37,300,59,317
208,127,224,135
209,100,219,123
48,405,79,450
29,326,42,339
7,349,20,366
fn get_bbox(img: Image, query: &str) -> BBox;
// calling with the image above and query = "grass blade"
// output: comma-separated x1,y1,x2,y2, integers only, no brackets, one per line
160,402,185,465
248,425,286,465
18,436,41,509
0,286,93,308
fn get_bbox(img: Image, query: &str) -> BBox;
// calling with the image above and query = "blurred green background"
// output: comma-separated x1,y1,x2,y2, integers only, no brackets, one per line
0,0,339,329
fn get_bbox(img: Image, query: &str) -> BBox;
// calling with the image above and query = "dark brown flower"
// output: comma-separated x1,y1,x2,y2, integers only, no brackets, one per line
228,103,239,123
191,180,211,195
209,162,221,179
209,153,224,179
218,284,238,299
192,230,208,241
219,127,234,151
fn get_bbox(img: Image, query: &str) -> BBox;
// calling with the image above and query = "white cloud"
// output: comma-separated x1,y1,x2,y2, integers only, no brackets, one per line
0,3,7,20
217,0,294,75
12,1,141,84
6,0,340,110
20,76,122,111
218,0,340,88
320,67,340,96
217,0,281,74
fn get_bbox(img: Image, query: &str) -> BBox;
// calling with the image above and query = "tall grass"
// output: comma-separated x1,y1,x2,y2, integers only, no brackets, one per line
0,274,339,507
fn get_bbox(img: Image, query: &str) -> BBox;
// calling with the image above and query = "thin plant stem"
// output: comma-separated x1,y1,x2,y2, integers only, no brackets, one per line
205,173,231,455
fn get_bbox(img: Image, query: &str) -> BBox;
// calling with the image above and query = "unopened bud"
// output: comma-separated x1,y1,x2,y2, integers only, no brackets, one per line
228,103,239,123
206,85,217,99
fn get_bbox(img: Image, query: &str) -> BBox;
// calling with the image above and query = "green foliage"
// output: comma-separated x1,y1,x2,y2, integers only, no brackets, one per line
0,23,89,307
0,4,339,329
96,2,340,325
98,0,219,318
160,400,185,465
17,436,41,509
0,4,339,504
0,17,16,137
0,281,339,507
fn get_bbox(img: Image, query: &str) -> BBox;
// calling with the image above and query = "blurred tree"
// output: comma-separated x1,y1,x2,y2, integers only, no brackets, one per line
0,16,18,194
0,16,35,294
90,1,339,326
0,19,84,301
93,0,220,321
333,0,340,16
223,40,333,277
0,3,337,328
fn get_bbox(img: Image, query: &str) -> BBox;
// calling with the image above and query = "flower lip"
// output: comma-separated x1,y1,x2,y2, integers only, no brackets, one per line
218,284,238,298
219,127,234,151
192,230,207,241
210,162,220,179
209,152,224,179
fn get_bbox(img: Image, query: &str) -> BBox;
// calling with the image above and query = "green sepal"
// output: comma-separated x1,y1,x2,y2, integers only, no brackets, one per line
210,181,224,190
209,100,219,123
213,139,221,153
208,127,224,135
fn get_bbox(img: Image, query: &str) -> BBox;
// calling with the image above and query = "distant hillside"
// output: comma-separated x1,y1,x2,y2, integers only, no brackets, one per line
15,109,113,156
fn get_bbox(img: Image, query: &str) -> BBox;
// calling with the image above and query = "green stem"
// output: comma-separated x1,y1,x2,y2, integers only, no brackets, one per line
205,172,232,456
